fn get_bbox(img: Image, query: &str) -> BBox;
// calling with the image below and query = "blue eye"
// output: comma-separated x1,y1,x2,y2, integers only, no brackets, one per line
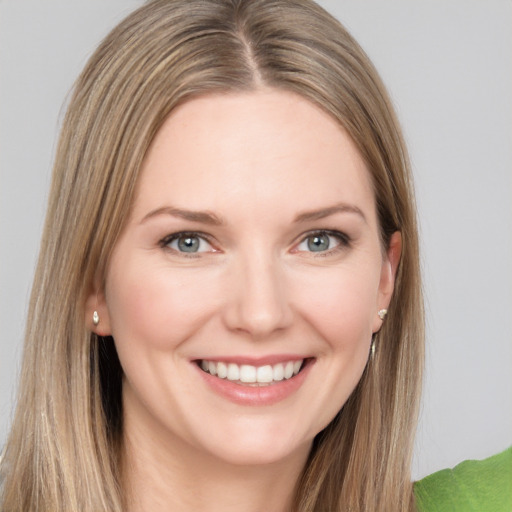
296,231,347,253
162,233,213,254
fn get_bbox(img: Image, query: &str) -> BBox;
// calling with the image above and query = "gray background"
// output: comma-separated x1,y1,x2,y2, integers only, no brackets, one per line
1,1,510,480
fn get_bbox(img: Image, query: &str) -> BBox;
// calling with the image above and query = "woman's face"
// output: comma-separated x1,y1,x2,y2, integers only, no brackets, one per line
90,89,400,466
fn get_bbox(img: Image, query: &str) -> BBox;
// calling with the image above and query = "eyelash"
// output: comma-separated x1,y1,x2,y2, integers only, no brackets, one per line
295,230,351,256
158,229,351,257
159,231,216,258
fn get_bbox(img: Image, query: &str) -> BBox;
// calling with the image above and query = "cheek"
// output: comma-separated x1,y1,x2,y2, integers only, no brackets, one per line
106,260,221,352
291,264,380,351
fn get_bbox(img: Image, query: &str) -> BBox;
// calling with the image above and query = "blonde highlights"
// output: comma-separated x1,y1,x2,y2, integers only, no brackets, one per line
1,1,423,511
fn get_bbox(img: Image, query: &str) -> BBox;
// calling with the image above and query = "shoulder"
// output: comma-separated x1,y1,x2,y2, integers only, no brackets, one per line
414,447,512,512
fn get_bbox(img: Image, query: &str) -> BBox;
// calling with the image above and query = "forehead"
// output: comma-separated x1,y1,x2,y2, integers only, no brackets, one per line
134,89,376,223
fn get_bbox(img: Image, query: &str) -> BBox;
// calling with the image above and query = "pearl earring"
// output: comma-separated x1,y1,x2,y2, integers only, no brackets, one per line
378,309,388,320
92,310,100,326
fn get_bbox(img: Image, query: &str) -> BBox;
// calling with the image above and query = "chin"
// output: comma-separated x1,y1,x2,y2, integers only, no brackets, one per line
184,415,314,468
203,437,311,468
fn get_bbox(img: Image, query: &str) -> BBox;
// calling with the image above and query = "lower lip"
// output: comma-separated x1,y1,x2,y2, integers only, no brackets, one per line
194,360,314,406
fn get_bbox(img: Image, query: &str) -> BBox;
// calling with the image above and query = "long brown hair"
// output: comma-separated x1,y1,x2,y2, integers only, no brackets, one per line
1,1,423,510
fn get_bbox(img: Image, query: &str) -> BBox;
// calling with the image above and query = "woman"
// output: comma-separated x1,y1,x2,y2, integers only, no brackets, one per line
1,1,509,511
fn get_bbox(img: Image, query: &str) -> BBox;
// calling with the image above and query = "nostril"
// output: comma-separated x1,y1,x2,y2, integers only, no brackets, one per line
220,257,294,337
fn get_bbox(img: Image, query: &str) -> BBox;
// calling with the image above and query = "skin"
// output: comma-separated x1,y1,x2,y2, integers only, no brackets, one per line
87,89,401,512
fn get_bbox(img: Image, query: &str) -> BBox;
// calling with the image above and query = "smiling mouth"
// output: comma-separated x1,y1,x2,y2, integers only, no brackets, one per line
197,359,308,386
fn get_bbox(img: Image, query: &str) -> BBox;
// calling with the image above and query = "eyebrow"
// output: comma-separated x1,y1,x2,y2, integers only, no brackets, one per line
140,206,225,226
140,202,366,226
293,203,367,224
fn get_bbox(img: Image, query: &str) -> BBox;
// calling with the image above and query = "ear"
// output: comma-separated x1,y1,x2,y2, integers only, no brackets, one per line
85,280,112,336
372,231,402,333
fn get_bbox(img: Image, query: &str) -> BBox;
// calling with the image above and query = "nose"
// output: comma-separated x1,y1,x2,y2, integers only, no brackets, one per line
222,250,293,339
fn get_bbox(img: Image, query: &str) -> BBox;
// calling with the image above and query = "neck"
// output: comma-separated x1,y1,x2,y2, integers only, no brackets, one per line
121,407,310,512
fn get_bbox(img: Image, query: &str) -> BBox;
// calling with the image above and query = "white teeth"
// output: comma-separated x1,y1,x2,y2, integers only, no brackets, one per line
240,365,256,383
217,361,228,379
284,361,294,379
199,359,305,384
256,365,273,383
273,363,284,381
227,363,239,381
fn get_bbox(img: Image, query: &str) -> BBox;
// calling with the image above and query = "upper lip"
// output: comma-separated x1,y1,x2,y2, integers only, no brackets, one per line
193,354,310,366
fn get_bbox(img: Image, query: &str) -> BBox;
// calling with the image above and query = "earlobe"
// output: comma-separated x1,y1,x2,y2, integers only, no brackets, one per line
85,285,112,336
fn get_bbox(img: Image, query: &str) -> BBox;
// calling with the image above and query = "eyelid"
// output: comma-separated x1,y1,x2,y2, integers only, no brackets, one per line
158,229,350,256
292,229,351,254
159,231,219,254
